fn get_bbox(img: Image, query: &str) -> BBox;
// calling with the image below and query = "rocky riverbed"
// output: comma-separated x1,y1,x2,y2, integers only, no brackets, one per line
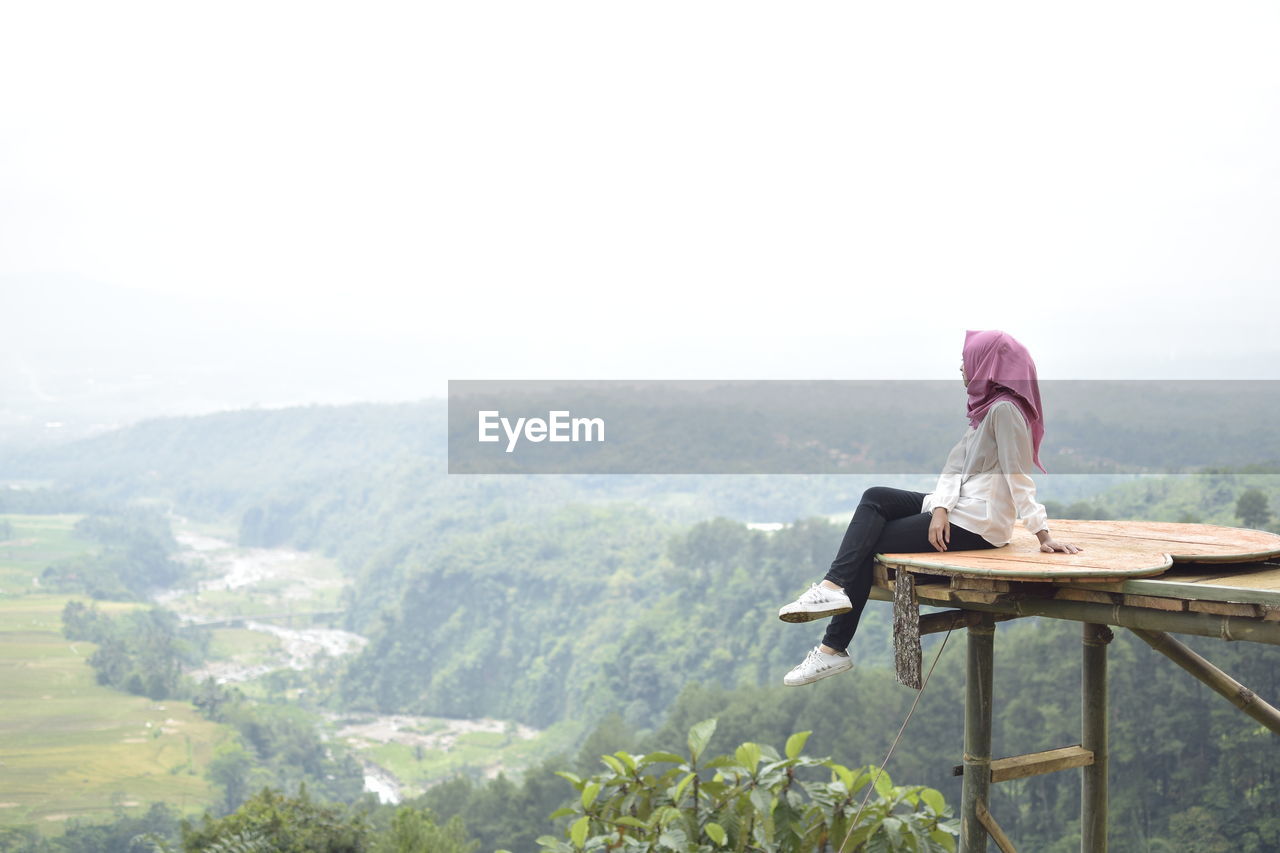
157,520,540,803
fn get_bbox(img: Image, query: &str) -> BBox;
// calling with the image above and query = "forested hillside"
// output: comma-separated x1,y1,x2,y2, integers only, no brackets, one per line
335,511,842,728
4,401,1279,850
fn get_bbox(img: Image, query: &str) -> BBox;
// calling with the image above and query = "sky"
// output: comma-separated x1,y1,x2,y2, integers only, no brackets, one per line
2,1,1279,424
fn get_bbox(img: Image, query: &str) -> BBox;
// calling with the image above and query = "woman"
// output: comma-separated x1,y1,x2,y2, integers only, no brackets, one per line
777,329,1082,686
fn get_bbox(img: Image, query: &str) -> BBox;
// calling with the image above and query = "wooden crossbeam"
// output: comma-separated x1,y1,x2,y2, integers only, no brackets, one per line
952,577,1012,591
918,609,1023,635
952,744,1095,782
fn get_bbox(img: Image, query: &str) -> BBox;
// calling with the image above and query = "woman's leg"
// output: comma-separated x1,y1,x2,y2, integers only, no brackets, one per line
823,487,930,589
821,491,994,652
815,487,928,648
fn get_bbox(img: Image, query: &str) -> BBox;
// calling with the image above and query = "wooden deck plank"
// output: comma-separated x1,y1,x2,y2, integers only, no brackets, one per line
883,552,1171,580
1187,600,1260,618
1062,564,1280,607
1050,520,1280,563
1153,565,1280,584
1055,588,1120,604
1123,593,1185,612
948,589,1011,604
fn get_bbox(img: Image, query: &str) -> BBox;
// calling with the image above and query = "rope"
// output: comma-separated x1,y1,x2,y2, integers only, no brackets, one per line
836,626,955,853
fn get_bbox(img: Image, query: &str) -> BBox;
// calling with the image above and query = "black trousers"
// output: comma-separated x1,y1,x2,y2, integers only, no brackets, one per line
821,486,997,651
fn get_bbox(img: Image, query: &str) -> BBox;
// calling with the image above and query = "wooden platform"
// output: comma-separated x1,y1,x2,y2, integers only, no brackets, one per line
867,519,1280,850
869,520,1280,630
880,564,1280,619
876,520,1280,582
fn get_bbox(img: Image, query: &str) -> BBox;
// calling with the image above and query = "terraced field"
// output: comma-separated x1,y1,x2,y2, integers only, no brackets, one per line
0,515,230,834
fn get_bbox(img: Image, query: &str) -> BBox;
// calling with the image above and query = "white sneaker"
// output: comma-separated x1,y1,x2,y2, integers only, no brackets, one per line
778,583,852,623
784,645,854,686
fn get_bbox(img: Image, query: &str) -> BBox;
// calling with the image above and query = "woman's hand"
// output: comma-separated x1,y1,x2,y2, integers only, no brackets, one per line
1037,531,1083,554
928,508,951,552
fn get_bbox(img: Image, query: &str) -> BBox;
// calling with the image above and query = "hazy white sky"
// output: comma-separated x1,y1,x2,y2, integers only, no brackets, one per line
2,1,1279,393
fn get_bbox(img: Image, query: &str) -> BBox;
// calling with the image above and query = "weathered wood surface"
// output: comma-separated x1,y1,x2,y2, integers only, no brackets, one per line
952,577,1011,591
1188,600,1260,617
917,608,1024,634
1055,588,1119,604
893,571,922,689
1121,592,1185,611
877,520,1280,582
1051,520,1280,563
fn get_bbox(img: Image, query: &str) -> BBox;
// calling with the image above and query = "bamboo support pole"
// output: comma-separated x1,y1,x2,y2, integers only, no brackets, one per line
976,801,1018,853
961,616,996,853
1130,628,1280,734
1081,623,1112,852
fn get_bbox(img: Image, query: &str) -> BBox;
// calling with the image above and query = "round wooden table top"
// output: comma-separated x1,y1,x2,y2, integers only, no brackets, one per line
877,519,1280,582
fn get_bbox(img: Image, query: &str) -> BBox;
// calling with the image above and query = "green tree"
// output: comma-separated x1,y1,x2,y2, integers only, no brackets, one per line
207,745,256,815
540,719,957,852
53,802,180,852
0,826,47,852
181,786,368,852
370,807,476,853
1164,806,1231,853
1235,488,1272,529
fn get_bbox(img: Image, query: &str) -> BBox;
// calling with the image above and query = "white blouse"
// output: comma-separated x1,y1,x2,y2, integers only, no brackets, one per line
921,399,1050,547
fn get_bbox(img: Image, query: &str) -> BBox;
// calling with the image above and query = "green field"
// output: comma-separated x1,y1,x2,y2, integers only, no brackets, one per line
357,723,568,796
0,513,566,826
207,627,282,663
0,514,93,596
0,515,231,834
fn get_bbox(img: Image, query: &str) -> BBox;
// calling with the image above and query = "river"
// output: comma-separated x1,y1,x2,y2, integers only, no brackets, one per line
157,521,539,804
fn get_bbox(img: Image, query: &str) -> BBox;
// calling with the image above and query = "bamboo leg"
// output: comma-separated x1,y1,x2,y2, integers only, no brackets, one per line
976,802,1019,853
1081,623,1112,852
1130,628,1280,734
961,615,996,853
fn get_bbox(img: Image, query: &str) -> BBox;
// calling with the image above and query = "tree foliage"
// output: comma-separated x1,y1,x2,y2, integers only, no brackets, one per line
42,507,190,599
539,719,956,852
1235,487,1272,529
194,686,366,812
62,600,207,700
181,786,369,852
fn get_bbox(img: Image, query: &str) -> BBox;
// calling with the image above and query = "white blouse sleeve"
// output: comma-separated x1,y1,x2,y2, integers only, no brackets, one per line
992,403,1049,535
925,439,966,513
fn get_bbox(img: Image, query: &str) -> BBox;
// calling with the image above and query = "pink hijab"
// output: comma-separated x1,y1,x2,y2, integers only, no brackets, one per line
963,329,1047,473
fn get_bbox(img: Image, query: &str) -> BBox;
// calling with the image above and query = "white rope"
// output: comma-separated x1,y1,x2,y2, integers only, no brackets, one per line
837,626,955,853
